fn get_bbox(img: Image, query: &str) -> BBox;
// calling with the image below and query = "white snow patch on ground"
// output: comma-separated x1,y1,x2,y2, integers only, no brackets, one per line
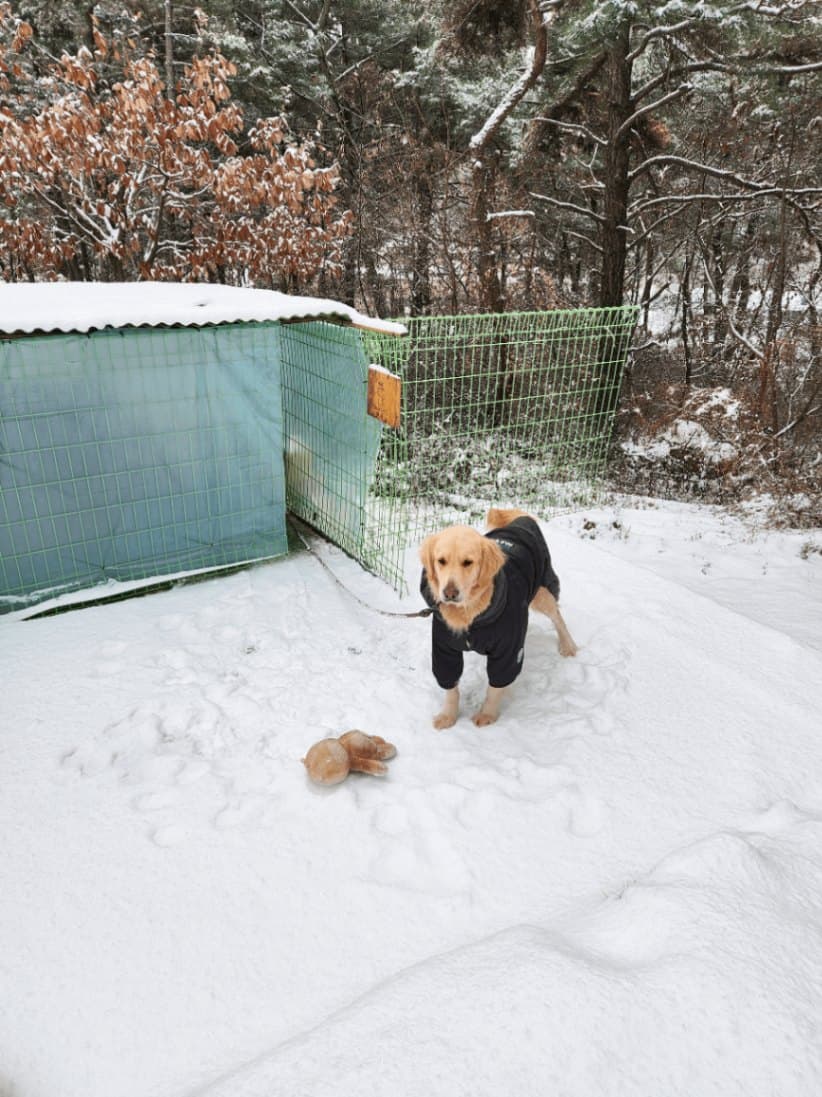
621,418,738,464
1,499,821,1097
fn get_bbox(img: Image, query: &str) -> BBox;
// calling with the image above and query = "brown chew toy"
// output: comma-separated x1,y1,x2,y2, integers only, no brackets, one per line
302,730,397,786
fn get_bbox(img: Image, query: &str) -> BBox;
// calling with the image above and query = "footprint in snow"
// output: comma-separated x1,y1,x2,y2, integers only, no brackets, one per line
742,799,822,835
133,789,182,813
151,824,190,848
562,784,608,837
368,793,472,895
63,693,279,844
157,613,185,632
176,760,210,786
90,639,130,678
450,758,608,838
214,794,268,830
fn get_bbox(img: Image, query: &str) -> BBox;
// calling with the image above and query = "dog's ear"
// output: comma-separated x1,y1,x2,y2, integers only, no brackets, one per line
419,533,439,585
477,536,506,588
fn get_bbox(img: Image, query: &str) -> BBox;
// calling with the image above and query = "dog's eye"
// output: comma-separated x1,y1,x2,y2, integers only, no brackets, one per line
437,557,447,566
461,559,473,568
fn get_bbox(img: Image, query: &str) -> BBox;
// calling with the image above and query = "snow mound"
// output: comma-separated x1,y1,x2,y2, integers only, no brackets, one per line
622,416,738,466
195,826,822,1097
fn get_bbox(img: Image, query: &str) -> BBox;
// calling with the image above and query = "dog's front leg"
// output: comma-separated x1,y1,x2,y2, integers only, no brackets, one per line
433,687,460,730
473,685,505,727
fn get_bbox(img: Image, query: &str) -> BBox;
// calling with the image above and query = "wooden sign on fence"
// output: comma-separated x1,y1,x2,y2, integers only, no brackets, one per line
367,364,402,429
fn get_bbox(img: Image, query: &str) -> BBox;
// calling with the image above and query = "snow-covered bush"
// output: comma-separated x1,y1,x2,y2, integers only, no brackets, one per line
611,369,821,527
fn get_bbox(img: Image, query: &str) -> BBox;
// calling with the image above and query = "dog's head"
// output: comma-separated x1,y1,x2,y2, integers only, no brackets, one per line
420,525,505,607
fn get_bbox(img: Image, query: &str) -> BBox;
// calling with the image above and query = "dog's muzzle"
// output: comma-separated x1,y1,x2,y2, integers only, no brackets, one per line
441,582,461,603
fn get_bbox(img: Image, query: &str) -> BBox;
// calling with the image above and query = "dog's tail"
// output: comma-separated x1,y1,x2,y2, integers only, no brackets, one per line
486,507,530,530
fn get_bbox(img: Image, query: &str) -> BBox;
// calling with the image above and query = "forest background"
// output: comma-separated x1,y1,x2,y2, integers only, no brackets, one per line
0,0,820,518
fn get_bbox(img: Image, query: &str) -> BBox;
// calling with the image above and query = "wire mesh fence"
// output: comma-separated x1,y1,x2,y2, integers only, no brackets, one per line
361,306,638,592
2,306,637,611
0,324,288,612
279,320,383,571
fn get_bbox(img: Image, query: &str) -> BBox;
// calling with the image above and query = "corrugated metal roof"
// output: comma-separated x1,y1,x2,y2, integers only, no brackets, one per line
0,282,406,337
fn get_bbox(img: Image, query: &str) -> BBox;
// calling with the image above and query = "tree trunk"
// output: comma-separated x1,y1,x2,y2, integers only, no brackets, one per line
164,0,174,97
640,238,655,331
471,158,505,314
710,228,726,354
730,216,756,330
682,250,693,387
760,189,789,434
593,23,634,430
338,140,363,307
411,161,434,315
463,0,553,426
468,0,552,314
598,24,633,312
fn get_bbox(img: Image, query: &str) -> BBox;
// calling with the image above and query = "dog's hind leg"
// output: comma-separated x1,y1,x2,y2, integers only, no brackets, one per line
531,587,578,657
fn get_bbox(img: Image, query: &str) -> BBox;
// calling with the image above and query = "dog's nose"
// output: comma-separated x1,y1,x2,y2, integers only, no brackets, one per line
442,581,460,602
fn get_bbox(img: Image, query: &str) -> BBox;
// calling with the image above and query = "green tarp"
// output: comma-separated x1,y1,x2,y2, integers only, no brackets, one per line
0,323,288,611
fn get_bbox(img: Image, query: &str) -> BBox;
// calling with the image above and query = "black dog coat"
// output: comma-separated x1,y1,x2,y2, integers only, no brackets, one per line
420,516,560,690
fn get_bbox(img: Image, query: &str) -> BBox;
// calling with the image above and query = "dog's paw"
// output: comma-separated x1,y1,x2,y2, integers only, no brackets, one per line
472,710,498,727
559,637,578,657
433,712,457,730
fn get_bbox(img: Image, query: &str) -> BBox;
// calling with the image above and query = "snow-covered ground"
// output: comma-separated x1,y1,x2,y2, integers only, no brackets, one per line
2,498,821,1097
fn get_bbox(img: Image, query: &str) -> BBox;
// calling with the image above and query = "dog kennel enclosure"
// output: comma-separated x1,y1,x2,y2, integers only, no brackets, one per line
0,282,402,613
1,283,637,611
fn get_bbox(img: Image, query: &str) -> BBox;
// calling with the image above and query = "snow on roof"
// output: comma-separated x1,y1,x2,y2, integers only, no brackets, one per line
0,281,406,337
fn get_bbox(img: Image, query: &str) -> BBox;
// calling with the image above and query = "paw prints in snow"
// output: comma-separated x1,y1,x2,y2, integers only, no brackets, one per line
368,789,473,895
453,758,608,838
62,693,284,846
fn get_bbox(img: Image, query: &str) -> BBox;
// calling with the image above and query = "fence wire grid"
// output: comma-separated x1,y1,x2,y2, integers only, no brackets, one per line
279,320,383,571
2,306,637,610
360,306,638,593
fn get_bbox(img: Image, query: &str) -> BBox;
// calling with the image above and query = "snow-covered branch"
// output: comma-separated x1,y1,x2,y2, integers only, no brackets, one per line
629,154,822,198
729,0,816,16
529,191,605,224
750,59,822,74
629,209,693,251
468,0,559,155
532,116,605,146
627,18,703,63
773,408,821,438
615,84,693,142
698,242,765,361
634,62,726,104
564,227,602,254
486,210,536,222
629,190,799,219
281,0,319,34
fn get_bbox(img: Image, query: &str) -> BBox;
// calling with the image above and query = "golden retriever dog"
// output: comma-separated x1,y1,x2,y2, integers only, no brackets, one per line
419,507,577,728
